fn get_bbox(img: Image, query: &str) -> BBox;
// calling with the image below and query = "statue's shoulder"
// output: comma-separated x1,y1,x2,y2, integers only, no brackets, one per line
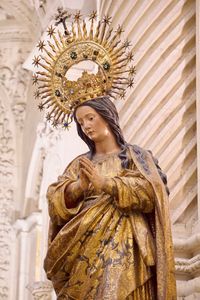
129,144,156,162
128,144,151,174
130,144,149,156
129,144,169,195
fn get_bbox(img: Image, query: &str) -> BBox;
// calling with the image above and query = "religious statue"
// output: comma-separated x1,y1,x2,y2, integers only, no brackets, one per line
32,8,177,299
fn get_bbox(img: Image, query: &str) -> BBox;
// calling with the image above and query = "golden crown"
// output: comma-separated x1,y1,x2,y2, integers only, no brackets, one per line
32,8,136,128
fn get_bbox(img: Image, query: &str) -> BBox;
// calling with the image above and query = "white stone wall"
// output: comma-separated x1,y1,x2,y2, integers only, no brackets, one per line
0,0,199,299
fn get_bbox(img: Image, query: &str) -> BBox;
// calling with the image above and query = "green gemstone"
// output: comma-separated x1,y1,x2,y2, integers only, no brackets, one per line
103,62,110,70
55,72,62,77
55,89,61,97
70,51,77,59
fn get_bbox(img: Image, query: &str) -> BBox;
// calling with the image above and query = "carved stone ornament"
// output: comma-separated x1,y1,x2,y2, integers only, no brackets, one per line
37,120,61,153
0,49,29,99
175,254,200,275
27,281,53,300
11,102,26,130
0,99,15,298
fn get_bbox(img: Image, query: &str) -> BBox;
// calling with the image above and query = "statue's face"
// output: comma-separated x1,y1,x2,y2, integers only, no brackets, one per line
75,105,111,142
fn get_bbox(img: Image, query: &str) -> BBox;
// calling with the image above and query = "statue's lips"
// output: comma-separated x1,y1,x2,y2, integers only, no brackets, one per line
86,131,95,137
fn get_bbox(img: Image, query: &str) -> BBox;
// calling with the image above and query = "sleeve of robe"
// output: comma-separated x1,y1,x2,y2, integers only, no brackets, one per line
47,156,85,226
105,168,155,213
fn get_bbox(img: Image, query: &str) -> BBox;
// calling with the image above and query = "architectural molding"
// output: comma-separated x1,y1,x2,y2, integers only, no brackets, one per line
0,27,32,43
12,102,27,130
0,96,15,299
175,255,200,275
27,281,53,300
177,277,200,298
0,47,30,100
0,0,37,34
13,212,44,300
174,234,200,253
23,120,62,215
14,212,42,233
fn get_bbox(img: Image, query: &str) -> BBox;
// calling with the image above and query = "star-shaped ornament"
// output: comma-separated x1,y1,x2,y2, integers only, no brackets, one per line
32,74,38,85
32,56,41,67
89,11,97,21
46,113,52,121
127,78,134,88
63,121,69,128
126,51,134,62
119,90,126,99
74,11,82,22
37,40,46,52
52,120,59,128
47,25,56,38
115,25,124,36
34,90,40,99
129,66,136,77
123,39,131,49
103,15,112,25
38,102,44,111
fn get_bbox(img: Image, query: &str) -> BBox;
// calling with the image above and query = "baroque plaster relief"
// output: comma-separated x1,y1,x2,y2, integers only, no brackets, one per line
0,99,15,299
24,120,62,215
0,5,14,21
27,281,53,300
0,3,37,298
0,48,31,130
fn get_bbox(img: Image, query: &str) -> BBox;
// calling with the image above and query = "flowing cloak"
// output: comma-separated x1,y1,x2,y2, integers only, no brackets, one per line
44,145,177,300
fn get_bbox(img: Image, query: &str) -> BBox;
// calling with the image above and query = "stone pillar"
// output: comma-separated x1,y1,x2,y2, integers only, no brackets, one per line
13,212,43,300
0,93,15,300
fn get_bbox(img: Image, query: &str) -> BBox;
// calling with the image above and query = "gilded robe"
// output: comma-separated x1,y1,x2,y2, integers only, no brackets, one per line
44,145,177,299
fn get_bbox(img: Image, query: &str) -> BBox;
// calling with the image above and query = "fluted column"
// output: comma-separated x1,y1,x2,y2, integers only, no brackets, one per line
197,0,200,221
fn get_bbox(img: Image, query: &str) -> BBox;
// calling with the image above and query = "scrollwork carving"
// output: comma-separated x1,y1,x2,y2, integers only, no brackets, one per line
0,49,29,99
0,48,31,131
37,120,62,154
175,254,200,274
27,281,53,300
0,98,14,299
11,102,26,130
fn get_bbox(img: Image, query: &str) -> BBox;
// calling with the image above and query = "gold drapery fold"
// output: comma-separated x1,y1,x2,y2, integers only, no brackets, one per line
128,147,177,299
44,147,177,299
127,277,155,300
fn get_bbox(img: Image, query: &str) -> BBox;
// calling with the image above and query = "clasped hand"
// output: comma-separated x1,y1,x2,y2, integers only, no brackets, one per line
78,157,105,193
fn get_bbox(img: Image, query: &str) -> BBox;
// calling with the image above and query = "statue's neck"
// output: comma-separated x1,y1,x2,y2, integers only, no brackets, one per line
94,136,121,156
